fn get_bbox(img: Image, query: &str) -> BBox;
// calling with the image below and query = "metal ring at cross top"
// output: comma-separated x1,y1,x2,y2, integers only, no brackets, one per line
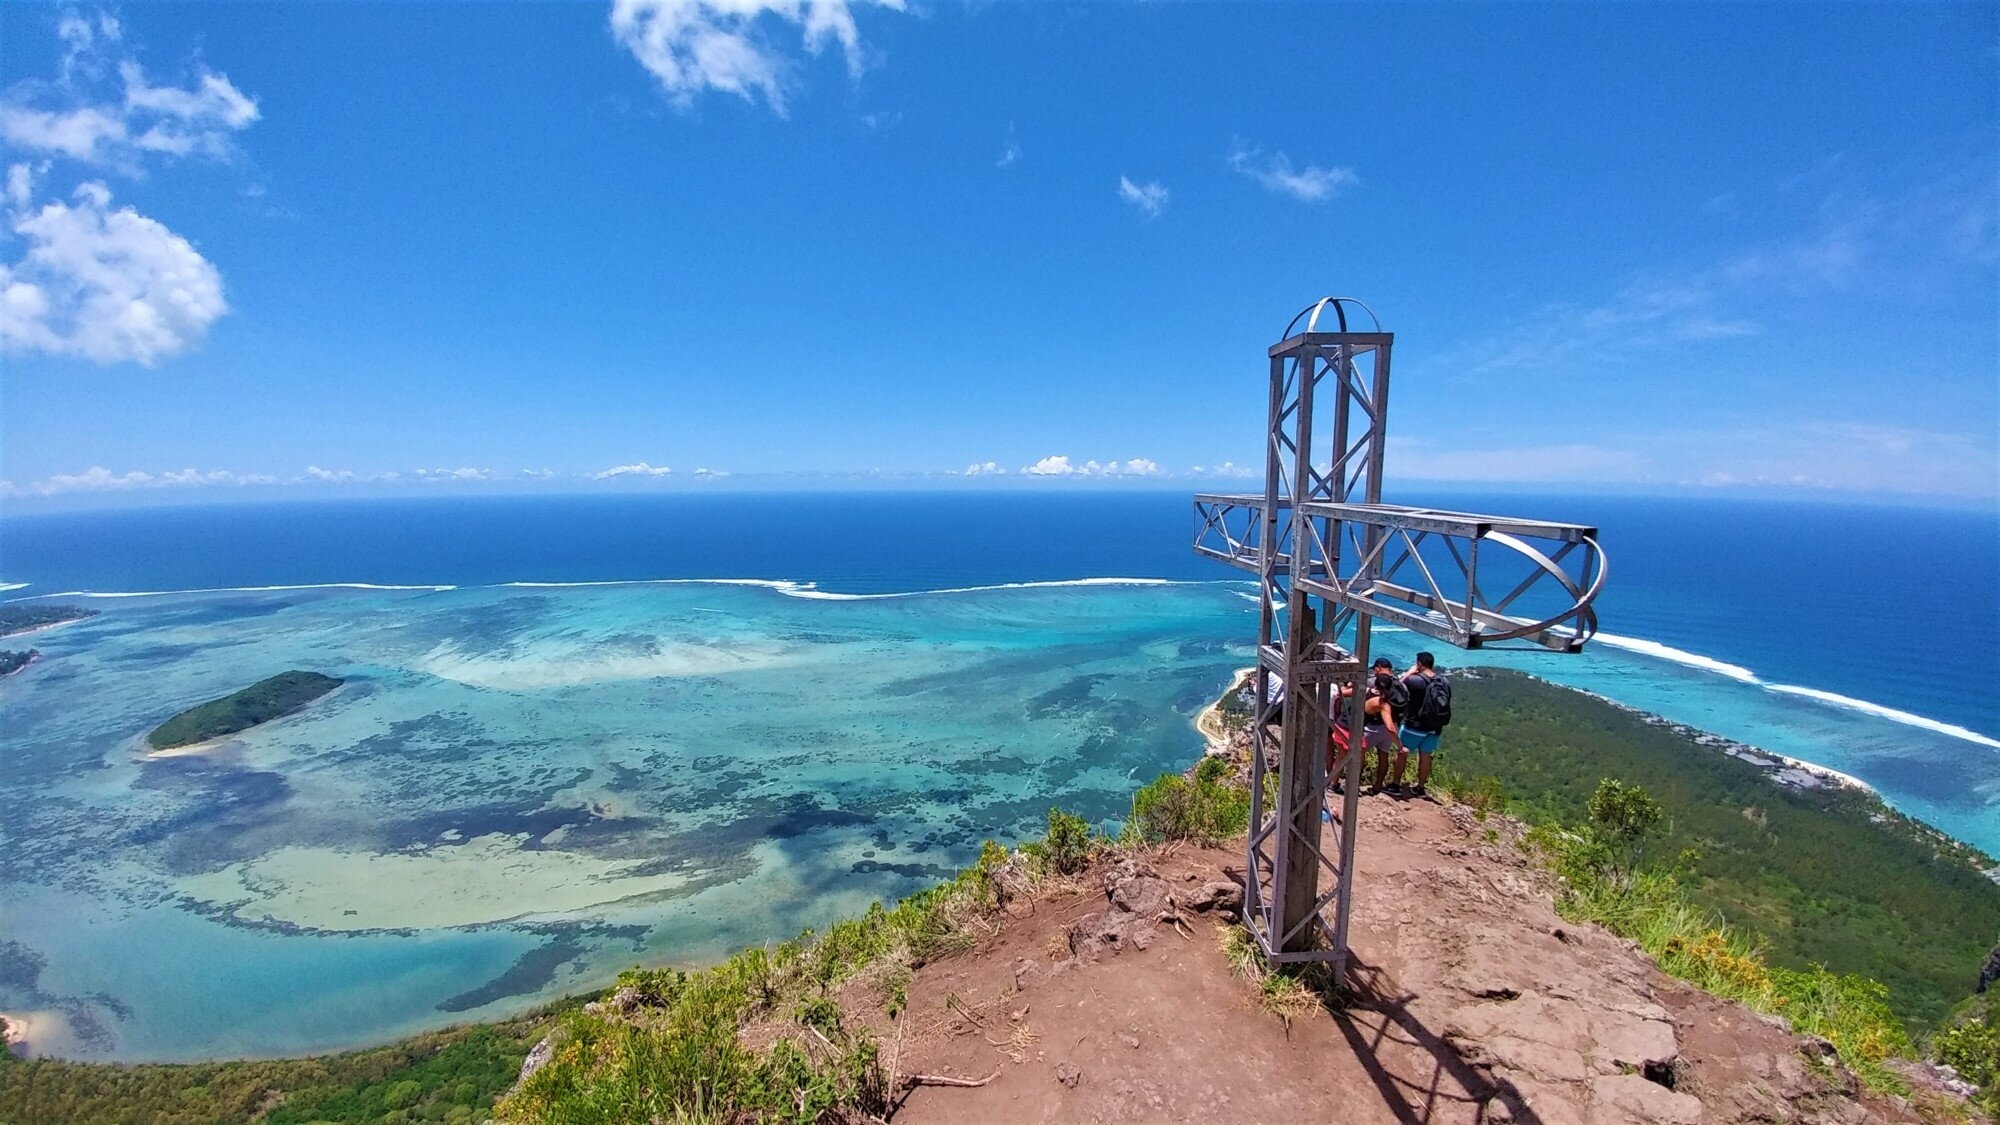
1283,297,1384,339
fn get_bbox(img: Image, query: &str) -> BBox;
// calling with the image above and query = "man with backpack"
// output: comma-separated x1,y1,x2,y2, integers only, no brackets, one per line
1390,651,1452,798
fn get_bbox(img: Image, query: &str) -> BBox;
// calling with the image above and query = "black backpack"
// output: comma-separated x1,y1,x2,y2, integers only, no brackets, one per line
1412,673,1453,730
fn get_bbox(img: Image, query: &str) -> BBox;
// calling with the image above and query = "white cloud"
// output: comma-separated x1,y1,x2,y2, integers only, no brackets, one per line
5,163,36,209
996,123,1020,169
1453,157,1994,377
1019,455,1166,478
414,467,494,482
0,181,228,364
961,460,1005,476
594,460,673,479
1226,141,1356,202
519,468,559,478
1,16,259,170
305,465,353,482
0,464,241,498
1117,176,1168,219
1189,461,1258,480
609,0,904,115
692,466,729,476
0,10,258,366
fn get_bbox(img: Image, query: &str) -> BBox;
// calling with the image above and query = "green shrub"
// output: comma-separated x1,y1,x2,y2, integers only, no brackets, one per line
1038,808,1094,875
1127,771,1251,845
1587,777,1664,869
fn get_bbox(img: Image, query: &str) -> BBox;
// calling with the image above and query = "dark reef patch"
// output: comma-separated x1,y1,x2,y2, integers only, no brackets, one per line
434,935,588,1013
849,859,958,880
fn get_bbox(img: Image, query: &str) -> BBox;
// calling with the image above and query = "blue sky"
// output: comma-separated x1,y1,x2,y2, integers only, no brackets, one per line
2,0,1994,509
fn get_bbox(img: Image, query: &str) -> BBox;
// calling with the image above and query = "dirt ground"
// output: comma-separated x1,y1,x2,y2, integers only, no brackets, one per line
845,795,1958,1125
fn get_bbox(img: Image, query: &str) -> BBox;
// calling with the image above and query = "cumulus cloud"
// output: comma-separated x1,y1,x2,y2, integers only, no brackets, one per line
1189,461,1258,480
692,466,729,476
1020,455,1166,478
1226,140,1356,202
0,180,228,364
609,0,904,115
1117,176,1168,219
0,9,258,366
1,14,259,170
414,467,494,481
594,460,673,479
0,464,243,498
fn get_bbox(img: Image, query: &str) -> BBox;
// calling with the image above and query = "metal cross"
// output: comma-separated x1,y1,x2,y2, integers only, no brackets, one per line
1192,297,1609,969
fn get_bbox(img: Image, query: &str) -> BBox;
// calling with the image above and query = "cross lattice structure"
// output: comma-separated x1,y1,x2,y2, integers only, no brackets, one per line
1192,297,1609,969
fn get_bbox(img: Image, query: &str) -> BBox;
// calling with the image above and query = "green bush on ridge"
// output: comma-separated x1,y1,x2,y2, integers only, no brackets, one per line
496,811,1104,1123
1122,755,1251,845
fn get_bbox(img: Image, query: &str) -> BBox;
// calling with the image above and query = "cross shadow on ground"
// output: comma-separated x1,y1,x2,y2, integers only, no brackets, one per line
1321,956,1543,1125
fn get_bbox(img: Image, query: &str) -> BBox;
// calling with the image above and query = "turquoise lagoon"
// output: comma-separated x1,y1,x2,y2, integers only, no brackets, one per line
4,574,1998,1062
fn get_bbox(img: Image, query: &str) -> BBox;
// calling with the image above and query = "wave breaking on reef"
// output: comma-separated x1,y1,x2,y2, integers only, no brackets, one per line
1596,632,2000,750
6,574,1995,751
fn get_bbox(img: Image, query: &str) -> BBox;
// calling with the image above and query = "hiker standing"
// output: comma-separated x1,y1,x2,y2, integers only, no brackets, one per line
1346,657,1402,794
1391,651,1452,798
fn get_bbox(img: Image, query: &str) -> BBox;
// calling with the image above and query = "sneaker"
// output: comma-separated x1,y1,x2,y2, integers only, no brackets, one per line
1384,783,1404,796
1410,785,1428,798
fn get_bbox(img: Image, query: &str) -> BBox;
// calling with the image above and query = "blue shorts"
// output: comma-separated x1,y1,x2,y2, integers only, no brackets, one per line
1399,728,1441,754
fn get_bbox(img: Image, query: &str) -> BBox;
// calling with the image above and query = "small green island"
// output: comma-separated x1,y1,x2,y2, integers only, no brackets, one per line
0,650,39,677
146,671,345,751
0,603,100,638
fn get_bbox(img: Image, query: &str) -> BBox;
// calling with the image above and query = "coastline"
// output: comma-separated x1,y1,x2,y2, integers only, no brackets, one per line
1192,665,1254,751
1491,670,1879,795
0,616,86,641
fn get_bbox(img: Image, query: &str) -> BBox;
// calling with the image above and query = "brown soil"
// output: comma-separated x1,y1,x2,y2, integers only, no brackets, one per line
841,796,1964,1124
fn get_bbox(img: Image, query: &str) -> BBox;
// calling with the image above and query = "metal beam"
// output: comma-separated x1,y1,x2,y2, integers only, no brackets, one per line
1192,296,1608,979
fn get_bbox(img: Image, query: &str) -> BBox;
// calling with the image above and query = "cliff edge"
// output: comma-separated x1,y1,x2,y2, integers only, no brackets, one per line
822,797,1969,1124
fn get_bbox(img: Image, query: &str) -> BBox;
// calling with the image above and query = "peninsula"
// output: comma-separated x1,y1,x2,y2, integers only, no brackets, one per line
0,604,99,638
145,671,344,751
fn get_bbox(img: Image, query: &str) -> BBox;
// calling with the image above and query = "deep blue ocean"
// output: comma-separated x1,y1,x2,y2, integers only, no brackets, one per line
2,490,1996,1062
4,490,1995,740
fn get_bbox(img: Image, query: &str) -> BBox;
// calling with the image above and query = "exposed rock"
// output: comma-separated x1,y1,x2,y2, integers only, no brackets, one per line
1186,881,1244,915
1070,856,1183,955
1590,1073,1705,1124
1054,1061,1082,1088
517,1034,555,1084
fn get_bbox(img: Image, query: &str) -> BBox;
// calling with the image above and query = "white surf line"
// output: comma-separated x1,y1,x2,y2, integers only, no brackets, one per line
777,577,1190,601
1594,631,1999,750
1594,632,1759,683
498,578,806,591
0,582,27,593
1763,684,2000,750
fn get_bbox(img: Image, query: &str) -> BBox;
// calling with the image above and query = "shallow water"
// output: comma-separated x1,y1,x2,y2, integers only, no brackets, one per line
4,576,1998,1062
1,580,1250,1060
